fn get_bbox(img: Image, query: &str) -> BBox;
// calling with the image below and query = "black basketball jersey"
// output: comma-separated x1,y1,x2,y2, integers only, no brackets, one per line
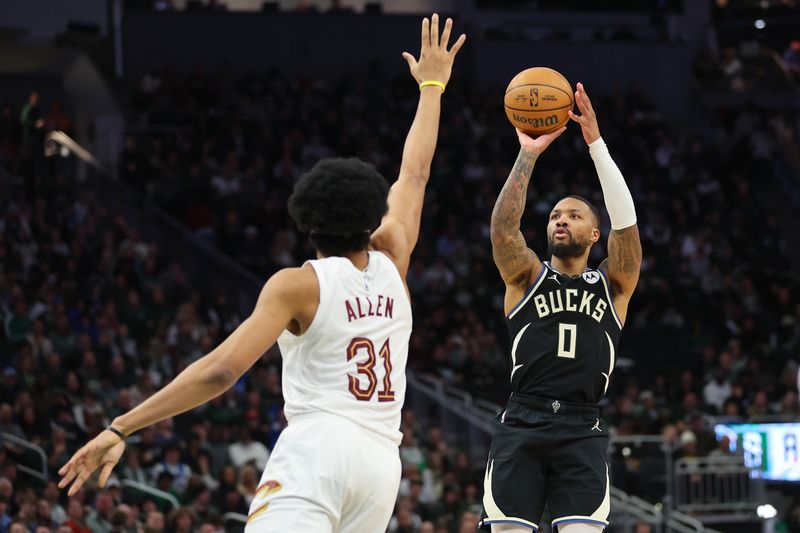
506,261,622,404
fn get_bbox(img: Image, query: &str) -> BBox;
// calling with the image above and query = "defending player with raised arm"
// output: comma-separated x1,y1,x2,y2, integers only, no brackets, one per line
59,14,464,533
480,83,642,533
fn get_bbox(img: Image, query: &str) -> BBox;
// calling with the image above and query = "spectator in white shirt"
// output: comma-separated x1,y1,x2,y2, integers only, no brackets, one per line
228,428,270,471
703,368,732,414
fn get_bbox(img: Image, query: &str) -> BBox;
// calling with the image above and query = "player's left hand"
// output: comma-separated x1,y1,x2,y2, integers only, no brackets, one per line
58,429,126,496
568,82,601,145
402,14,466,88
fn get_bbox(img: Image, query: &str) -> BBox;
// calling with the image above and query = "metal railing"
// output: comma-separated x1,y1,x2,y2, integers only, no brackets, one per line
405,371,497,464
120,479,180,510
673,455,765,523
610,486,665,532
608,435,676,519
0,432,48,484
45,130,106,172
609,487,718,533
0,432,197,515
405,375,738,533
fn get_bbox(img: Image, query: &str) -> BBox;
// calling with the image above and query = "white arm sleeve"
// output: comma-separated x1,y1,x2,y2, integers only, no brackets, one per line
589,137,637,230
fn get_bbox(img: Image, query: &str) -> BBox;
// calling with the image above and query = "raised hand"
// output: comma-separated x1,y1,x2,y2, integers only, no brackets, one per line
402,14,466,87
58,430,126,496
516,126,567,156
568,82,601,145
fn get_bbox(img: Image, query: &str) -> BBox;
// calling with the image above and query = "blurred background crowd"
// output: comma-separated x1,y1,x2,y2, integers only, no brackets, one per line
1,0,799,532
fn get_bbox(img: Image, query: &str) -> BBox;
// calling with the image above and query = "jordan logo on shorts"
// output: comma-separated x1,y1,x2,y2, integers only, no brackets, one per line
552,400,561,413
591,418,601,431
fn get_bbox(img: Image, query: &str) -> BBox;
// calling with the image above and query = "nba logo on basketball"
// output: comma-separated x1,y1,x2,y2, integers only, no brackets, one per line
529,88,539,108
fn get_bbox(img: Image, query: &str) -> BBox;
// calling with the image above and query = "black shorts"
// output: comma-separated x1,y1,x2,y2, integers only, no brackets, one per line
479,393,610,532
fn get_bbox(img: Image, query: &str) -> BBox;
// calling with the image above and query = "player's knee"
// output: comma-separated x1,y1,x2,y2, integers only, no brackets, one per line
558,522,605,533
491,524,533,533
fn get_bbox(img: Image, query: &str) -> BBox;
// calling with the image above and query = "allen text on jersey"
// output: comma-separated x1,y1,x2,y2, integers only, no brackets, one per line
345,295,395,322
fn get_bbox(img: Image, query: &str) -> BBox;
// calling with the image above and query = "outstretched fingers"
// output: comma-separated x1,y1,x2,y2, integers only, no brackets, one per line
440,17,452,49
448,33,466,56
58,450,84,488
574,82,595,117
430,14,439,49
98,460,116,487
59,446,98,496
402,51,418,69
68,467,91,497
568,109,586,124
57,463,78,489
540,126,567,145
421,17,430,51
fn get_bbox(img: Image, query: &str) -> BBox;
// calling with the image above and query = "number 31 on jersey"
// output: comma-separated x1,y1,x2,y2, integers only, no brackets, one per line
346,337,395,402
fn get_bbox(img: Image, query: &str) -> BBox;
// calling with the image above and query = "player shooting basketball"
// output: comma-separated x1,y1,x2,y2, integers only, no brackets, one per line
58,14,465,533
480,83,642,533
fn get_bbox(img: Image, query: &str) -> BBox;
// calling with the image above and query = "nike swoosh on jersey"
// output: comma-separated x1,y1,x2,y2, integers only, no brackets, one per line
510,323,531,381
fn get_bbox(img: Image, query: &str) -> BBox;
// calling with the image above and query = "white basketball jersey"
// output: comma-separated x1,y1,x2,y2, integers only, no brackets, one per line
277,251,412,445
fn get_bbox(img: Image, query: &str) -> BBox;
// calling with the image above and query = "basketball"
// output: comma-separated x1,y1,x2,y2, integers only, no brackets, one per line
504,67,574,135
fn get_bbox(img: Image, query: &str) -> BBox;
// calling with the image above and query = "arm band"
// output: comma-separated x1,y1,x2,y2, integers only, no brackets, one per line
107,426,126,440
589,137,637,230
419,80,445,93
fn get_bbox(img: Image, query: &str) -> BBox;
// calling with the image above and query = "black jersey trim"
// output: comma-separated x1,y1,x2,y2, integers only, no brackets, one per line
506,264,547,319
544,260,590,276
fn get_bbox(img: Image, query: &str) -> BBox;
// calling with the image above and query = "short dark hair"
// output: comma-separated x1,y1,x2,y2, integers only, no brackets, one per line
288,158,390,256
563,195,600,227
111,509,129,527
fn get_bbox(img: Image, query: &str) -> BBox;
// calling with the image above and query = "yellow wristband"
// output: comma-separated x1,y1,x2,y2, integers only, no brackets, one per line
419,80,445,93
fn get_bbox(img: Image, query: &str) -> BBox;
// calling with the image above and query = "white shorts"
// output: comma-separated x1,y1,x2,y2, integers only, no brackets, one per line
244,412,401,533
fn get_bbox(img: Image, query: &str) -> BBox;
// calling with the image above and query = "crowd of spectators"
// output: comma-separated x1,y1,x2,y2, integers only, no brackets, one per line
0,62,799,532
125,66,800,412
0,89,488,531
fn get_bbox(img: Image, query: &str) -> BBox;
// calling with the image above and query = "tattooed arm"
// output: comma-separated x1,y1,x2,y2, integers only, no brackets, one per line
569,82,641,323
599,226,641,323
491,127,565,314
490,148,540,288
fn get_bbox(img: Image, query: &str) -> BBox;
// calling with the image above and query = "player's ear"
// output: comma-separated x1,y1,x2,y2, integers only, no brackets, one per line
591,228,600,243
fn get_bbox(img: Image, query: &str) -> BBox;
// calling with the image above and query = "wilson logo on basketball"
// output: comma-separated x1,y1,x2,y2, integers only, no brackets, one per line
504,67,573,135
512,113,559,128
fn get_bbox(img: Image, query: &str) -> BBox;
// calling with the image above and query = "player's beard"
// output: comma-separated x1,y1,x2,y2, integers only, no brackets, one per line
548,234,590,259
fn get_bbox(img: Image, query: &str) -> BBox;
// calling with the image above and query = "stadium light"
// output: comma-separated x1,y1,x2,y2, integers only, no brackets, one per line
754,19,766,29
757,504,777,519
